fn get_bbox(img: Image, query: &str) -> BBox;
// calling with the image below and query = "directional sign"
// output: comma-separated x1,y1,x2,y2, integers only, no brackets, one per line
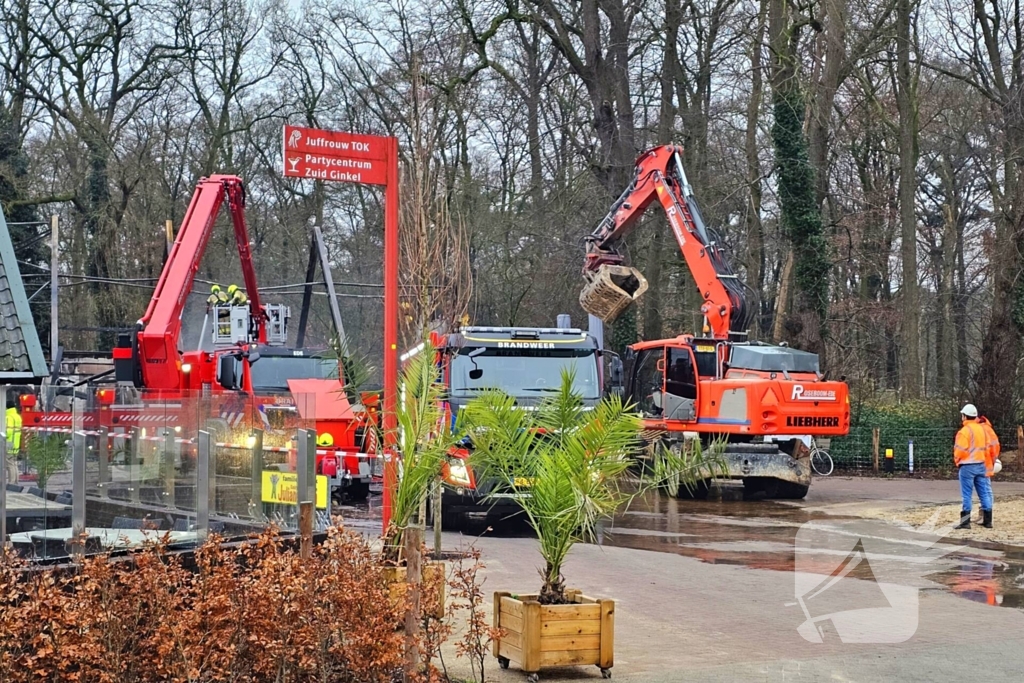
281,122,401,534
283,125,389,185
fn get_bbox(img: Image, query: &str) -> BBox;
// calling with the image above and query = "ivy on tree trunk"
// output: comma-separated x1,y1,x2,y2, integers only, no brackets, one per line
770,85,830,353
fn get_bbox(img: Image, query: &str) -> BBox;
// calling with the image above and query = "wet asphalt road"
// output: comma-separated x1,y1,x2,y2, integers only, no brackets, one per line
337,479,1024,612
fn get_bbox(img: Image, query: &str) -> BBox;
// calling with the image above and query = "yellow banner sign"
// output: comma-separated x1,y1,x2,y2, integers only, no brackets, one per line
261,471,329,509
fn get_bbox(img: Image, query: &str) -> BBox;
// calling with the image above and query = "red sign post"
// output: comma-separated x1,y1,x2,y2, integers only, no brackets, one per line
283,125,399,533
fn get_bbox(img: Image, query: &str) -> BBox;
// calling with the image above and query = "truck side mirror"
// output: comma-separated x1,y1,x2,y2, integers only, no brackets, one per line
217,355,238,390
602,350,625,396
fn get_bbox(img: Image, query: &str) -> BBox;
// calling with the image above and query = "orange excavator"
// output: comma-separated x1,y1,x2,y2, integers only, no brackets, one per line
580,145,849,499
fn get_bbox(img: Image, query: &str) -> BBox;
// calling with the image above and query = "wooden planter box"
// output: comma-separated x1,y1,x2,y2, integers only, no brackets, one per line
382,562,445,619
493,589,613,680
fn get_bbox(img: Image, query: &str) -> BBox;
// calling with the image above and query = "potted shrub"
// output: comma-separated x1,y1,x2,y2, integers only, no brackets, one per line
466,370,718,680
379,338,460,616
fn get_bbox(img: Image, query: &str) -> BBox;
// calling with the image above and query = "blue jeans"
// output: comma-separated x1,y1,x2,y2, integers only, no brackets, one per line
959,462,993,511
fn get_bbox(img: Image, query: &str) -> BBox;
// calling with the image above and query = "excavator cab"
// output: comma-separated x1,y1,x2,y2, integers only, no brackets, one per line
626,343,701,422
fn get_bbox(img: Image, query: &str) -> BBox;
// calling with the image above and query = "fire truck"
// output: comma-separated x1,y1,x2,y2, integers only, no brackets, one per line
415,324,604,526
20,175,375,501
579,146,849,499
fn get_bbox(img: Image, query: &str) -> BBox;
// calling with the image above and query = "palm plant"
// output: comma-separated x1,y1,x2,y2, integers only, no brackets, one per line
380,338,461,564
465,369,721,605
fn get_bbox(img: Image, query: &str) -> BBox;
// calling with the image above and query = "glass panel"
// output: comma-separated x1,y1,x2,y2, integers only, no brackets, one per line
666,348,697,400
7,384,75,560
66,387,204,555
631,350,664,417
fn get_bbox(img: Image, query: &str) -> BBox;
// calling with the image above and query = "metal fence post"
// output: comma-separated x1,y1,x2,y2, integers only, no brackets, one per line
197,430,210,542
97,427,109,498
163,428,176,508
251,429,263,519
130,426,141,504
71,430,86,559
0,437,7,553
297,428,316,506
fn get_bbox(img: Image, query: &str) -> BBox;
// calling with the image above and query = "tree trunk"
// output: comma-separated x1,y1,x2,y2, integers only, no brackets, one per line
895,0,921,398
539,560,566,605
745,1,768,337
806,0,847,210
974,151,1024,422
644,0,682,341
766,0,829,354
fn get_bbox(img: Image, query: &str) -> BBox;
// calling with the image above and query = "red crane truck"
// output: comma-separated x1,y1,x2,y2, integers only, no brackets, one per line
20,175,376,501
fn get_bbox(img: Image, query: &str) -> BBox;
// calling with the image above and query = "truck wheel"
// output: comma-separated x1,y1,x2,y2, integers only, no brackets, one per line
345,481,370,502
676,479,710,500
742,477,773,500
775,482,809,500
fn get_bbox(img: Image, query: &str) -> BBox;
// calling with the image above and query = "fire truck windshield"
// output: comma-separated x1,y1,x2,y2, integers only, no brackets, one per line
249,356,338,391
450,348,599,399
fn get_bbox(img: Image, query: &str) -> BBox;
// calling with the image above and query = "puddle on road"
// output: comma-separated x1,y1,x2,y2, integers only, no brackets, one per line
596,487,1024,611
340,485,1024,611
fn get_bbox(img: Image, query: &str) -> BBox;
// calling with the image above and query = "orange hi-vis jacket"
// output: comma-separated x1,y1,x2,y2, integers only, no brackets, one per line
954,419,991,471
978,417,1000,477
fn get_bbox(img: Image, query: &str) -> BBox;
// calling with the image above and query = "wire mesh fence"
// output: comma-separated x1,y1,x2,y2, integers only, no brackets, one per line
827,425,1019,473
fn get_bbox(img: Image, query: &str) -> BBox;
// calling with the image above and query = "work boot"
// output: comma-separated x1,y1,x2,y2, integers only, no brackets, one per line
983,509,993,529
955,510,971,529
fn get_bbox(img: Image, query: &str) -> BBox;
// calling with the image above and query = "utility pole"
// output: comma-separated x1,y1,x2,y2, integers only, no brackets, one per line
50,215,58,370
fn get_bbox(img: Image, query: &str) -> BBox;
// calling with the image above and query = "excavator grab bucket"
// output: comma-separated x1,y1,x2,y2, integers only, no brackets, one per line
580,264,649,323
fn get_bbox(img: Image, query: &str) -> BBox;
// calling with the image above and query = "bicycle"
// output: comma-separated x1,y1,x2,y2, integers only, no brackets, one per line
810,438,834,476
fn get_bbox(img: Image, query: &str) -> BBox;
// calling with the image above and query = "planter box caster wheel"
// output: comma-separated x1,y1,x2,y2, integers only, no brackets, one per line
601,668,612,679
527,674,539,682
498,657,510,670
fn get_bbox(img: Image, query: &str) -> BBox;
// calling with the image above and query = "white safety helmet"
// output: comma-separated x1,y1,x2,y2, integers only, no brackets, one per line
993,459,1003,475
960,403,978,418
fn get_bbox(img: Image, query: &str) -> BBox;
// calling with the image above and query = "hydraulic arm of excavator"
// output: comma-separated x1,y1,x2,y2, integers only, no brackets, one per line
134,175,266,389
580,145,753,339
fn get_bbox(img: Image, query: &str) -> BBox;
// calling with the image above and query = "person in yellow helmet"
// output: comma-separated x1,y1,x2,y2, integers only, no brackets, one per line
207,283,228,306
227,284,248,306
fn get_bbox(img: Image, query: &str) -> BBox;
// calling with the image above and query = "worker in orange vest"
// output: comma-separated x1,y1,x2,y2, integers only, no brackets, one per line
977,414,1000,476
953,404,994,529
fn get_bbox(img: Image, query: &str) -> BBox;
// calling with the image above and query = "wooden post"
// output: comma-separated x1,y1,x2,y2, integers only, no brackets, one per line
493,591,509,658
522,600,541,673
872,427,880,474
403,525,422,682
433,481,442,560
299,501,313,560
599,599,615,670
1017,426,1023,473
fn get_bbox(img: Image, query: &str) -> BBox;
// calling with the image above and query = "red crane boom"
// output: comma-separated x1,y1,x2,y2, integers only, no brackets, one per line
136,175,266,389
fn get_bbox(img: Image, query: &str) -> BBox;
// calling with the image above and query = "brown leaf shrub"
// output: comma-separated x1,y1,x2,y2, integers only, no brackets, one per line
0,528,406,683
449,549,500,683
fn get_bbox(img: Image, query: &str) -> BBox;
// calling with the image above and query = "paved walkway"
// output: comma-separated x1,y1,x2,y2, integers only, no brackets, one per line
433,477,1024,682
